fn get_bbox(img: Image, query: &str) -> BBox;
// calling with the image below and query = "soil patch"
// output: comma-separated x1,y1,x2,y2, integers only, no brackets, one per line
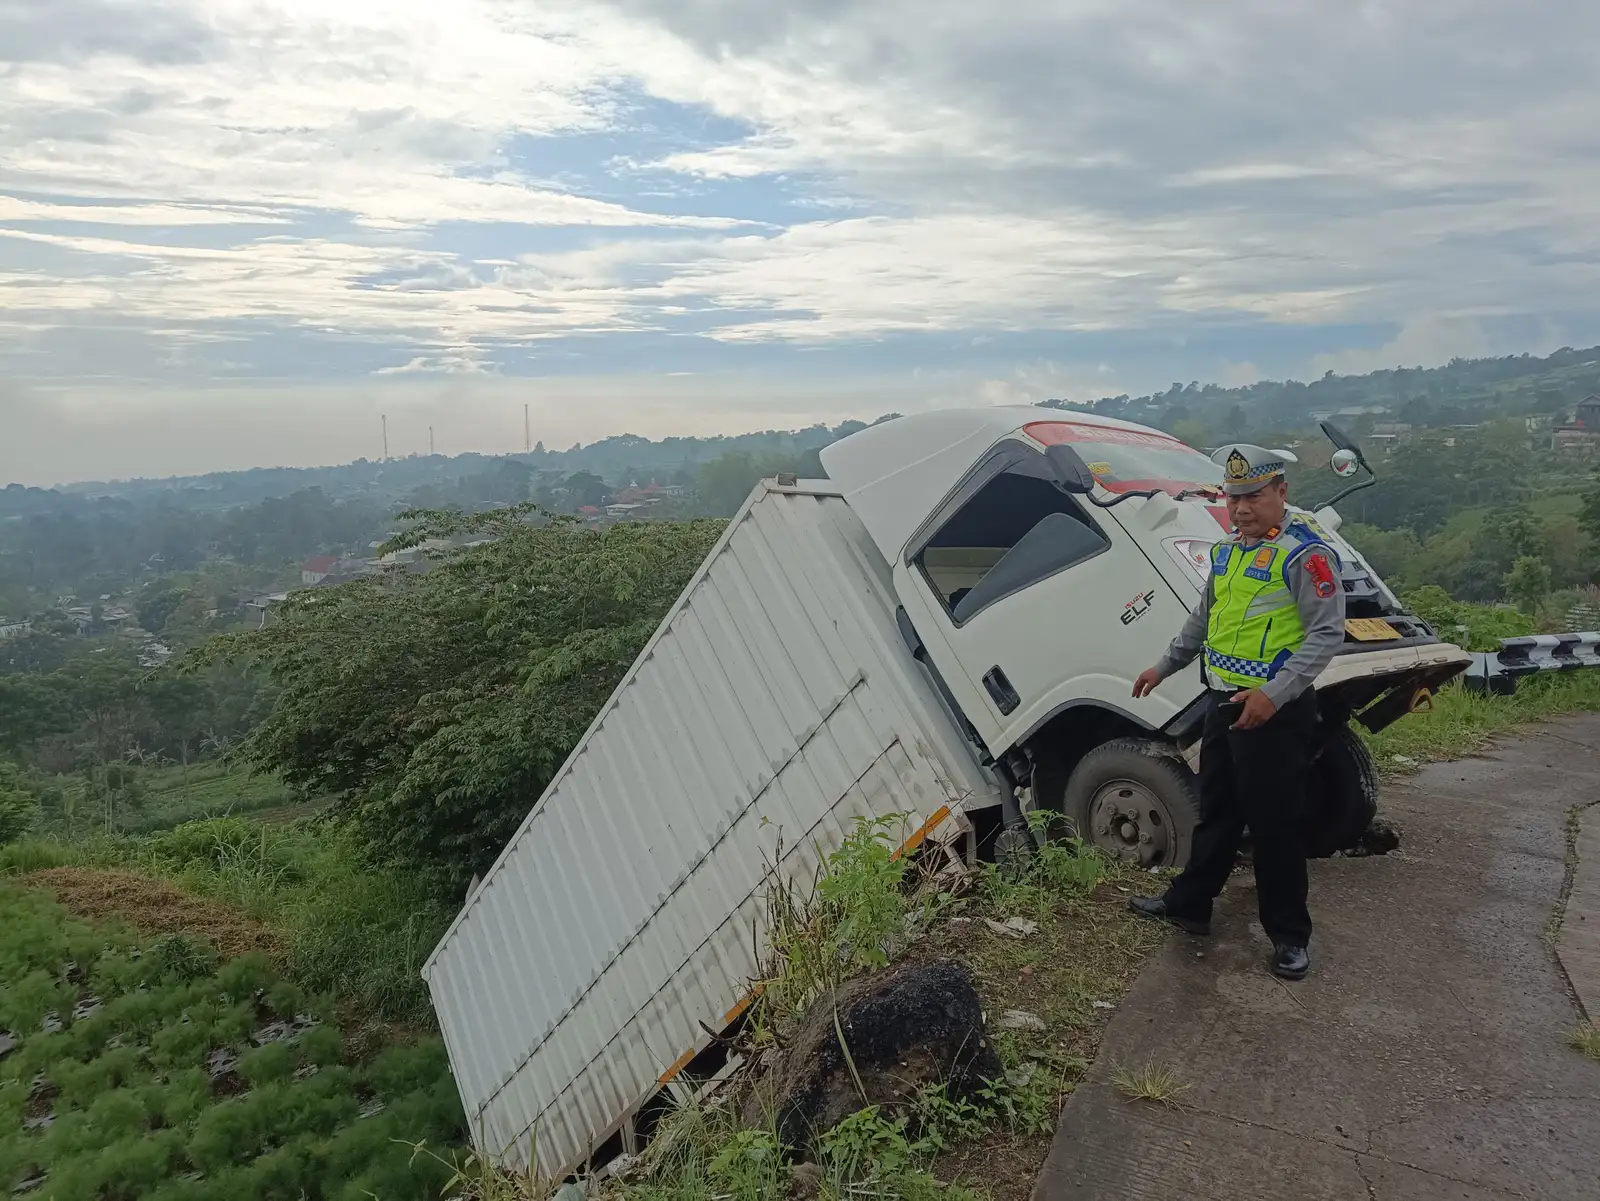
22,867,287,963
907,875,1169,1201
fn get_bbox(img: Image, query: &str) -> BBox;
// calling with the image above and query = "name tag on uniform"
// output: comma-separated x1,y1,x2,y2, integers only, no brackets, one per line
1243,546,1278,581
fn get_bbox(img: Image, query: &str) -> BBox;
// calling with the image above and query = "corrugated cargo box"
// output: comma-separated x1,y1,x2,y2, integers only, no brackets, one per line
422,480,1000,1177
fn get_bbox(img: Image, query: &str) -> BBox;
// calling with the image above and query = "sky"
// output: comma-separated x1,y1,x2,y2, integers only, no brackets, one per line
2,0,1598,485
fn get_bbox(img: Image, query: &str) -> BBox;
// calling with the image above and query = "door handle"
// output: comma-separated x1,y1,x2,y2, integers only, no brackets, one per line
983,666,1021,715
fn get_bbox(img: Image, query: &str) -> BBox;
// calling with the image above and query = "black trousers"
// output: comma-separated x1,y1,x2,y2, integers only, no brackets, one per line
1163,689,1318,947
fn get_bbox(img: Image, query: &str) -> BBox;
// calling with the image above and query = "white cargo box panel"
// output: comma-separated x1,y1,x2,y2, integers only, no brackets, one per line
422,480,1000,1177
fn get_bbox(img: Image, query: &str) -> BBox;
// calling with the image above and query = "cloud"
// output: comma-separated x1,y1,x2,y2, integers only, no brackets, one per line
1,0,1599,482
0,0,215,66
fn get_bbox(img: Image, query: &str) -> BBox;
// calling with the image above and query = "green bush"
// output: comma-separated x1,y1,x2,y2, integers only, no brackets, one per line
1402,585,1535,650
0,778,39,846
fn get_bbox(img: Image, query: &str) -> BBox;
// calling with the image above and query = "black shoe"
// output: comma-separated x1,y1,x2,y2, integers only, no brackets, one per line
1271,944,1310,980
1128,895,1211,936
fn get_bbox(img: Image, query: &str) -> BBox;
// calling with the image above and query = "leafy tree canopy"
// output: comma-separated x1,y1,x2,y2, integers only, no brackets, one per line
200,507,726,891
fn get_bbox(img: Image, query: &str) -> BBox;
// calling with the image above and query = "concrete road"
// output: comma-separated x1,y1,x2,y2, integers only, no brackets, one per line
1035,715,1600,1200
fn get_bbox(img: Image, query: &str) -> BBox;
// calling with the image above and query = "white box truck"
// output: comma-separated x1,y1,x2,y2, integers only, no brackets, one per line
422,407,1469,1179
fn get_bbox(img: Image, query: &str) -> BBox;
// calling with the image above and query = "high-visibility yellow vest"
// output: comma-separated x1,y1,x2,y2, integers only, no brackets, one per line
1204,520,1338,690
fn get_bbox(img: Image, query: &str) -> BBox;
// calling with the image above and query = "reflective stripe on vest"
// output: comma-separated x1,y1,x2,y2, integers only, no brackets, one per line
1203,520,1336,690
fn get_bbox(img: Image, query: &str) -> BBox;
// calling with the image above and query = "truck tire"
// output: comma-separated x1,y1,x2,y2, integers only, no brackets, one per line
1039,739,1201,870
1306,725,1379,858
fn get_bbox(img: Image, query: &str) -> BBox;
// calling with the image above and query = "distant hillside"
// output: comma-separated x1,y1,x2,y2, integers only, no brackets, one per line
1044,344,1600,442
7,344,1599,511
12,419,889,512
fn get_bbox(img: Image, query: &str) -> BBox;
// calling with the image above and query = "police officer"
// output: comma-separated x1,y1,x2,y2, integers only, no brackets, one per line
1128,444,1346,980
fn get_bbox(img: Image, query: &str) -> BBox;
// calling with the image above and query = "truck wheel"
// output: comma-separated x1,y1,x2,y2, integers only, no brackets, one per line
1038,739,1200,870
1306,725,1379,858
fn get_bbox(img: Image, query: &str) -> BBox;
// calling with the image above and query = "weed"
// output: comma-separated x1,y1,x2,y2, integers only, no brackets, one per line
149,932,220,981
911,1084,987,1152
817,1106,920,1180
1110,1061,1191,1106
978,820,1117,922
754,814,937,1033
1570,1024,1600,1061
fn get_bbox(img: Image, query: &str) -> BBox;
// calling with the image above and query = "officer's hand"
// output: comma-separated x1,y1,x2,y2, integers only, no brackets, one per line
1132,667,1163,699
1229,688,1277,729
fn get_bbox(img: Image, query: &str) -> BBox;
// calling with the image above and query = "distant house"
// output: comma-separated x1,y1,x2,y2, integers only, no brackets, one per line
605,502,645,519
301,555,339,585
0,619,30,640
1370,422,1411,438
137,642,174,668
1552,395,1600,451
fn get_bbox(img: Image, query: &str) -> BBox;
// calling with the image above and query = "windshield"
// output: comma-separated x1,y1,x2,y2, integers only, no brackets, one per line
1024,421,1222,496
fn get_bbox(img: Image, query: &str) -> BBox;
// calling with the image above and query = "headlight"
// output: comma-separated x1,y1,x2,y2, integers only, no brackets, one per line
1165,538,1214,583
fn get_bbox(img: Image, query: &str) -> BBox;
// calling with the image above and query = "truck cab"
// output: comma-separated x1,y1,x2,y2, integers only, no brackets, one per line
820,407,1470,866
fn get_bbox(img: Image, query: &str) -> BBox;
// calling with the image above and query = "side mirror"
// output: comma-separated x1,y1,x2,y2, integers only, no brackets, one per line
1330,448,1360,478
1046,444,1097,494
1319,420,1359,453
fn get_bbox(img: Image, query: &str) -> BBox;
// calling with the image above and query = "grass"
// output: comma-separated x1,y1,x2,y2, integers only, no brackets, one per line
1571,1025,1600,1061
0,818,455,1025
0,880,466,1201
34,760,318,839
1109,1062,1191,1106
1362,673,1600,773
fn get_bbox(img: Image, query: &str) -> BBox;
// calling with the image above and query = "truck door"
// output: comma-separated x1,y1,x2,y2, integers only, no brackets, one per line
893,440,1186,755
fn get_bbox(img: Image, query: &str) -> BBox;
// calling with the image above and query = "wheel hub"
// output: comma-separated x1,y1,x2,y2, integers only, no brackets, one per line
1088,778,1174,868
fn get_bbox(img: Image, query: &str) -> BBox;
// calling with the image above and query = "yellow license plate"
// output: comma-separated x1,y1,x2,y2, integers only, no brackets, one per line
1346,617,1402,642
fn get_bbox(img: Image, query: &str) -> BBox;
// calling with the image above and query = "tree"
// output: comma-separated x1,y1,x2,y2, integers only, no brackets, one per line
0,763,38,845
142,670,209,772
0,675,68,753
1452,506,1546,602
139,583,189,634
560,472,610,510
1504,555,1552,616
1338,524,1422,588
202,508,726,891
54,654,144,765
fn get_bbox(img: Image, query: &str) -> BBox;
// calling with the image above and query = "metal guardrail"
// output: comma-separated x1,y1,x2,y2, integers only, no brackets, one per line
1462,632,1600,695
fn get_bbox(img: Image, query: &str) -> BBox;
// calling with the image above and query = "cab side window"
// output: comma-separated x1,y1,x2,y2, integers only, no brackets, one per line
917,463,1110,624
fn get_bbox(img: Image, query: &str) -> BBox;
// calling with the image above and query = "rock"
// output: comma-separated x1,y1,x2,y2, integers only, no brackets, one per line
745,959,1002,1152
1006,1063,1038,1089
998,1009,1046,1032
983,916,1038,939
1091,1000,1114,1010
1344,817,1402,857
787,1162,824,1201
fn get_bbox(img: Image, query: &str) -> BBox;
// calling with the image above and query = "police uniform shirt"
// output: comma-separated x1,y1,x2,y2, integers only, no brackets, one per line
1153,515,1347,705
